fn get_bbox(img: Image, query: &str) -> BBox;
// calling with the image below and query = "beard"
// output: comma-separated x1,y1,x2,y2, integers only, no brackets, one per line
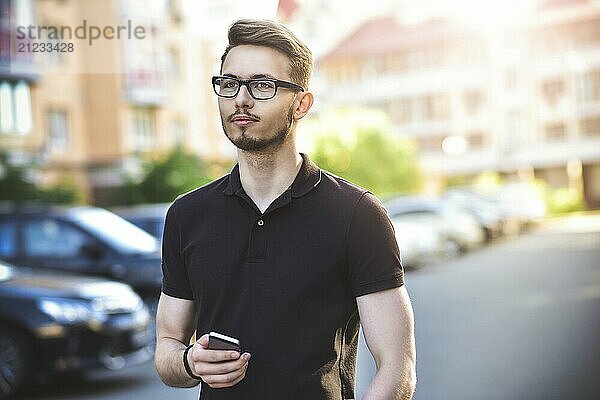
221,105,294,152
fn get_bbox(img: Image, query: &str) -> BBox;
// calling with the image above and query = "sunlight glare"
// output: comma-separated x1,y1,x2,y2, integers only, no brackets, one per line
448,0,536,30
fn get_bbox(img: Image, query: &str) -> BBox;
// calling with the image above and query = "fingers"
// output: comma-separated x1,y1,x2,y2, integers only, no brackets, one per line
202,359,249,388
197,334,209,348
193,336,240,362
198,348,241,363
194,353,250,376
188,342,251,388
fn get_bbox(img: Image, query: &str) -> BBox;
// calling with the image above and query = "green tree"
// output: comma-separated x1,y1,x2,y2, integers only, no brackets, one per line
41,176,86,204
0,152,82,204
126,145,214,204
0,153,38,202
306,108,421,197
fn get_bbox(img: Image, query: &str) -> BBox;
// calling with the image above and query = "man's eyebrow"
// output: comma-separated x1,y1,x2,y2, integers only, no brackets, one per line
221,73,277,79
250,73,276,79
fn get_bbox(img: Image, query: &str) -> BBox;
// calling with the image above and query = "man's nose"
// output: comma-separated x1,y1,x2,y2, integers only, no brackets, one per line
235,84,254,109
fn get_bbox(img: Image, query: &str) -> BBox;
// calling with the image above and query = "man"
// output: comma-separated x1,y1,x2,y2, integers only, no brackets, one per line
155,19,416,400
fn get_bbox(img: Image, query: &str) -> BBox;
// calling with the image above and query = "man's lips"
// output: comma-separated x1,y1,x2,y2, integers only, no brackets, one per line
230,114,259,127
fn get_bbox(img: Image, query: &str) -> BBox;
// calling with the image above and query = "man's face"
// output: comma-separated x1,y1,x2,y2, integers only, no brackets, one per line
218,45,298,152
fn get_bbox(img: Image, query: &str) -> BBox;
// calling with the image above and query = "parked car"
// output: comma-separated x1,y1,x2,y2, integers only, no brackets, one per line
443,188,505,241
494,183,547,229
111,203,171,240
0,203,162,292
0,260,152,398
391,213,454,269
445,184,545,236
385,196,486,253
458,188,526,236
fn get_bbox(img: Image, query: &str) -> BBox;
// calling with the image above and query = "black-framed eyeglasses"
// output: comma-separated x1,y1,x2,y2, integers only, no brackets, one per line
212,75,305,100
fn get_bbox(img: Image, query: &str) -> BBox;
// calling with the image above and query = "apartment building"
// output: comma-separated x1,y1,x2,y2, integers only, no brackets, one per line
0,0,226,203
317,0,600,207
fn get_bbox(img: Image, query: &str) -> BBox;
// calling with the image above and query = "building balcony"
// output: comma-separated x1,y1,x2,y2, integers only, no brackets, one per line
538,99,571,121
0,29,40,82
319,64,488,105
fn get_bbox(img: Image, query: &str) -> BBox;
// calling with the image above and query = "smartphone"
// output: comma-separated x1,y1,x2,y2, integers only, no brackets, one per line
208,331,241,352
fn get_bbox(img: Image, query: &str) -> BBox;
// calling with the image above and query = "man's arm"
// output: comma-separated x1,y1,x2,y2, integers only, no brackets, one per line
357,286,416,400
154,293,252,388
154,292,199,387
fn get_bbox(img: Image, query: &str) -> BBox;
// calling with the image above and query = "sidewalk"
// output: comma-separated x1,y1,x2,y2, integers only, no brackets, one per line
538,212,600,234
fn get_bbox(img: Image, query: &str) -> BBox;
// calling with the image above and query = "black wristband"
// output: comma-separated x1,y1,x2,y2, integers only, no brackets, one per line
183,344,203,381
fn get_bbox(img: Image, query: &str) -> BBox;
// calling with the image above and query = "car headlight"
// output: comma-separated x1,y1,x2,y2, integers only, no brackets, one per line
90,291,143,314
38,298,107,324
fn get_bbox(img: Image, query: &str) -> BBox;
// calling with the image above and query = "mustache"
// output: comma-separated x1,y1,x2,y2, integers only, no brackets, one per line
228,112,260,122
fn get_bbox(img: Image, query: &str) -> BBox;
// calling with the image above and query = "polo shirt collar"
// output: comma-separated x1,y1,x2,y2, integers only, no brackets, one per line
223,153,321,198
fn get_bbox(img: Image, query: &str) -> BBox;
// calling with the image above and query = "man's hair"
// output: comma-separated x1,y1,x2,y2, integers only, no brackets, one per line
220,19,313,89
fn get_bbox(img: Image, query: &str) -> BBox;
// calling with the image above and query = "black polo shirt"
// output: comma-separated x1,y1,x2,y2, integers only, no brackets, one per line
161,153,404,400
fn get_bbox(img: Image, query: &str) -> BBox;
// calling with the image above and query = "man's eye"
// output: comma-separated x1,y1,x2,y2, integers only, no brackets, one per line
255,81,275,90
223,80,238,88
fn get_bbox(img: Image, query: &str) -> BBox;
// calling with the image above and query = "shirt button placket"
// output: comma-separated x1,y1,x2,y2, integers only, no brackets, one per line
248,217,267,261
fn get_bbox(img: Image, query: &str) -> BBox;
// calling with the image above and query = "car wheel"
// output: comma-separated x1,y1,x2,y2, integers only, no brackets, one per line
440,238,461,260
0,327,33,399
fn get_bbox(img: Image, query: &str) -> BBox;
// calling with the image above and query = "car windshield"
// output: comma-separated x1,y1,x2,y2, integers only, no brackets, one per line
0,261,14,282
71,207,158,255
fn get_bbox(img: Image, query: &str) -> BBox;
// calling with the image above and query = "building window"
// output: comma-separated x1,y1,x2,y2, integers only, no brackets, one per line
131,108,155,150
406,46,445,70
361,59,378,77
503,111,524,153
545,123,566,141
576,70,600,103
428,94,449,121
46,108,70,152
0,82,15,133
0,80,32,134
459,40,486,64
169,117,185,144
505,68,518,89
580,117,600,137
467,131,485,149
42,25,64,66
1,0,35,65
167,47,182,81
569,17,600,48
541,79,564,106
418,135,446,153
384,53,406,73
463,90,484,115
168,0,184,23
398,95,450,124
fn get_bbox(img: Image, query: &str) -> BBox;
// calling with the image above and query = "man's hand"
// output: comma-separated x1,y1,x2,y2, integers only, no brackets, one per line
187,334,252,388
154,294,251,389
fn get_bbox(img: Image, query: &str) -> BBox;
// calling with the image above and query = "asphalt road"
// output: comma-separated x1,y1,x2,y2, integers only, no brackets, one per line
17,215,600,400
357,215,600,399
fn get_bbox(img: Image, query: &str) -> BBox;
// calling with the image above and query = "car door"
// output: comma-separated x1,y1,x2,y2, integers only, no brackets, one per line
20,216,101,276
0,217,18,264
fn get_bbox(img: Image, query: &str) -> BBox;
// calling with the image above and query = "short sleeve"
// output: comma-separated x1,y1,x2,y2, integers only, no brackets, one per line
161,201,193,299
347,192,404,297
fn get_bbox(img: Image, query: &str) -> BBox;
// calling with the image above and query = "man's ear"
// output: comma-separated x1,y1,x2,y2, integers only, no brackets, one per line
293,92,314,120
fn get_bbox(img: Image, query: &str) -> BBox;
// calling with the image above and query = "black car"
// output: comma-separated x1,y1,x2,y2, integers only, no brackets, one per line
0,203,162,292
111,203,170,240
0,260,152,398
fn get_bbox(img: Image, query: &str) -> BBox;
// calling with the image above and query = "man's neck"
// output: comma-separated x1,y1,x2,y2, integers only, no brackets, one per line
237,142,302,214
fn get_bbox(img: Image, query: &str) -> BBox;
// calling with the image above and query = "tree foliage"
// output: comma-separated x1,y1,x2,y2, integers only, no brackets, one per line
0,152,83,204
124,145,215,204
306,108,421,197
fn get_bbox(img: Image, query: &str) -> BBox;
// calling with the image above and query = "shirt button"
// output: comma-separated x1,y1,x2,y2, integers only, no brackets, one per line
257,219,264,226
